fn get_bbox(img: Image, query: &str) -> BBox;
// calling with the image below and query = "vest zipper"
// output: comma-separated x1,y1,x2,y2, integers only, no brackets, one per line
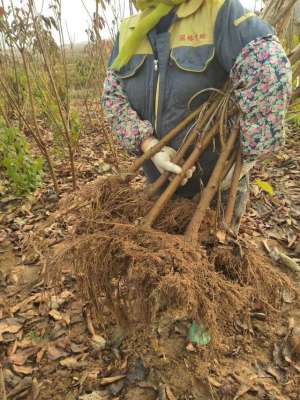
154,59,160,132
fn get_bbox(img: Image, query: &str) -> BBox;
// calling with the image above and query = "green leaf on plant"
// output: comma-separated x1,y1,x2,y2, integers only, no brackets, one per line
0,118,44,195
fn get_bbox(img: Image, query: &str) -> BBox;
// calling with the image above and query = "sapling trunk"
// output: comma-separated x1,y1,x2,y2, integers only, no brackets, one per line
145,100,222,199
129,103,211,174
0,104,10,127
224,149,242,228
145,122,219,199
20,50,59,193
289,43,300,65
0,75,59,192
185,123,240,242
142,121,222,227
97,103,120,171
29,0,77,190
261,0,298,38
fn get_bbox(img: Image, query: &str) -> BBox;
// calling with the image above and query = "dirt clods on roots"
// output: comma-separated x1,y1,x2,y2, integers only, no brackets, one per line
49,178,295,348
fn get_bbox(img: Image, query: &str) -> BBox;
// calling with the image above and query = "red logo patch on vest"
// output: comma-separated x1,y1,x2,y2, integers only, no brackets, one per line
179,33,207,42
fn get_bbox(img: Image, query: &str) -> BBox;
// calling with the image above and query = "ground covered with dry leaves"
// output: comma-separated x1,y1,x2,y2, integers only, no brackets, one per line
0,122,299,400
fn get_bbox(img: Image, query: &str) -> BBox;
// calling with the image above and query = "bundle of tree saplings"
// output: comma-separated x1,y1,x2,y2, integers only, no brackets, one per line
45,91,296,349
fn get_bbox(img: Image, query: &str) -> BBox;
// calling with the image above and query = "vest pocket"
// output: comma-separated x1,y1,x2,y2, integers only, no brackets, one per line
114,55,147,79
168,45,221,112
170,45,215,73
114,55,153,123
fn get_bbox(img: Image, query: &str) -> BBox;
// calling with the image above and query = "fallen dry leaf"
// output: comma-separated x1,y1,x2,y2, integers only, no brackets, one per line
59,356,78,369
49,309,71,325
47,343,68,361
7,377,32,398
90,334,106,351
0,318,23,341
49,290,73,310
63,312,71,325
282,288,296,304
12,364,33,375
60,356,88,370
3,368,21,388
38,301,49,316
79,392,109,400
15,338,34,350
99,375,126,385
186,343,196,352
9,347,38,366
66,392,77,400
233,383,253,400
9,339,18,356
265,366,283,383
274,248,300,272
207,376,222,388
288,327,300,359
258,379,283,397
55,335,70,349
11,294,41,314
36,347,46,363
287,230,297,248
216,230,227,244
32,377,40,400
273,343,283,367
255,179,275,196
19,308,39,319
70,342,88,354
49,309,63,321
166,385,177,400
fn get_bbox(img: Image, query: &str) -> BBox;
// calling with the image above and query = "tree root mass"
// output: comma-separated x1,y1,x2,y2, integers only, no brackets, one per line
50,179,296,350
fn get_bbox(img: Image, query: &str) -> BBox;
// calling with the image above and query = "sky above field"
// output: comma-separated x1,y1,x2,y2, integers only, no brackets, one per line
7,0,264,43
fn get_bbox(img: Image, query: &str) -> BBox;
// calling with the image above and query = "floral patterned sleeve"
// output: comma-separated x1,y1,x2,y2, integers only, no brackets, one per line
230,36,292,162
102,69,154,154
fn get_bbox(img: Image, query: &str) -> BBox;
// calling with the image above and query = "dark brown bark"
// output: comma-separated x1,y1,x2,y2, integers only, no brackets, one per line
144,100,223,199
142,121,220,228
185,124,240,242
224,149,242,227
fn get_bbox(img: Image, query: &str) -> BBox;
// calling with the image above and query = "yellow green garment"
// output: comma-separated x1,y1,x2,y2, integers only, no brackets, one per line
112,0,188,71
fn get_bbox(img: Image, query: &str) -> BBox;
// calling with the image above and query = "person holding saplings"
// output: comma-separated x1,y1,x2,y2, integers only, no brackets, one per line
102,0,292,230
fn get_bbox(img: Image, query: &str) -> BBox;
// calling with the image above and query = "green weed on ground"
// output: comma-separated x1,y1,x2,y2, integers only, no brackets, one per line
0,118,44,195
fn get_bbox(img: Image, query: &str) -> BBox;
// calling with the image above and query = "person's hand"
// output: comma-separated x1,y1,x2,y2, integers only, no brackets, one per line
141,137,196,186
221,160,256,191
